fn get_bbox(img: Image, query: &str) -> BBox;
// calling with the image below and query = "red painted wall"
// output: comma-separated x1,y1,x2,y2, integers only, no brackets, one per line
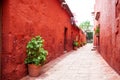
71,26,86,46
94,0,120,74
1,0,85,80
80,30,86,43
71,26,79,40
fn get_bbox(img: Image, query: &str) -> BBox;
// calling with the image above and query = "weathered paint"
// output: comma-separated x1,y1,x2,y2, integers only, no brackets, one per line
1,0,86,80
94,0,120,74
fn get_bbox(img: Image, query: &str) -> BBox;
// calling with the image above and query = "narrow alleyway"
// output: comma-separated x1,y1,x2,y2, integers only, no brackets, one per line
21,43,120,80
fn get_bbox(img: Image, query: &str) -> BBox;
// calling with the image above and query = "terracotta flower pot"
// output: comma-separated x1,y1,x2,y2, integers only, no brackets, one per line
95,33,99,37
28,64,41,77
73,46,77,50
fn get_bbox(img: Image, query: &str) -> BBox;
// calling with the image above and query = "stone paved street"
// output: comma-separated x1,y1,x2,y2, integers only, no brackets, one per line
21,43,120,80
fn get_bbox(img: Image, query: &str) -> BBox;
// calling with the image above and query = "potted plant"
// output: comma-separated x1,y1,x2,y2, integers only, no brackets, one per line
73,40,79,50
83,42,87,45
25,36,48,77
95,26,100,37
78,41,81,48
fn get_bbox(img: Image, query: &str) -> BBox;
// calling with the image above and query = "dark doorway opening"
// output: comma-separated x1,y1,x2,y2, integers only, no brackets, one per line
98,34,100,52
64,28,67,51
0,0,2,79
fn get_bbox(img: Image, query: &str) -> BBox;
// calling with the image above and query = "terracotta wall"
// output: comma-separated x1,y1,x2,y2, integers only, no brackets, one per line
71,26,86,44
71,26,79,41
80,30,86,43
1,0,85,80
2,0,69,80
94,0,120,74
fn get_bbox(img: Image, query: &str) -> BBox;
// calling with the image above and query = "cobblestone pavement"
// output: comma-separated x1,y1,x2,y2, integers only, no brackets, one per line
21,43,120,80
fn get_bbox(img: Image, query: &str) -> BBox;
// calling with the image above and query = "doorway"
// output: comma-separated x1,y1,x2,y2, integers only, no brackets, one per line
64,28,67,51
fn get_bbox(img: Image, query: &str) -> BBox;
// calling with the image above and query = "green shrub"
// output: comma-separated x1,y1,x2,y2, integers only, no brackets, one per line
95,26,100,35
25,36,48,65
73,41,79,47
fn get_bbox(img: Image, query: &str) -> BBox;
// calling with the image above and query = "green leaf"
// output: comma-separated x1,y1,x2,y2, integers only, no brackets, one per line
25,35,48,65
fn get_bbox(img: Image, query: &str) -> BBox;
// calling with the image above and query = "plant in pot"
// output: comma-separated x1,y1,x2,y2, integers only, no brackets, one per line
95,26,100,37
73,40,79,50
79,42,83,47
25,36,48,77
78,41,81,48
83,42,87,45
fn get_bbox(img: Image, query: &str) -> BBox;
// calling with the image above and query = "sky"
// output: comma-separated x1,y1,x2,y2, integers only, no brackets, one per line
65,0,95,26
